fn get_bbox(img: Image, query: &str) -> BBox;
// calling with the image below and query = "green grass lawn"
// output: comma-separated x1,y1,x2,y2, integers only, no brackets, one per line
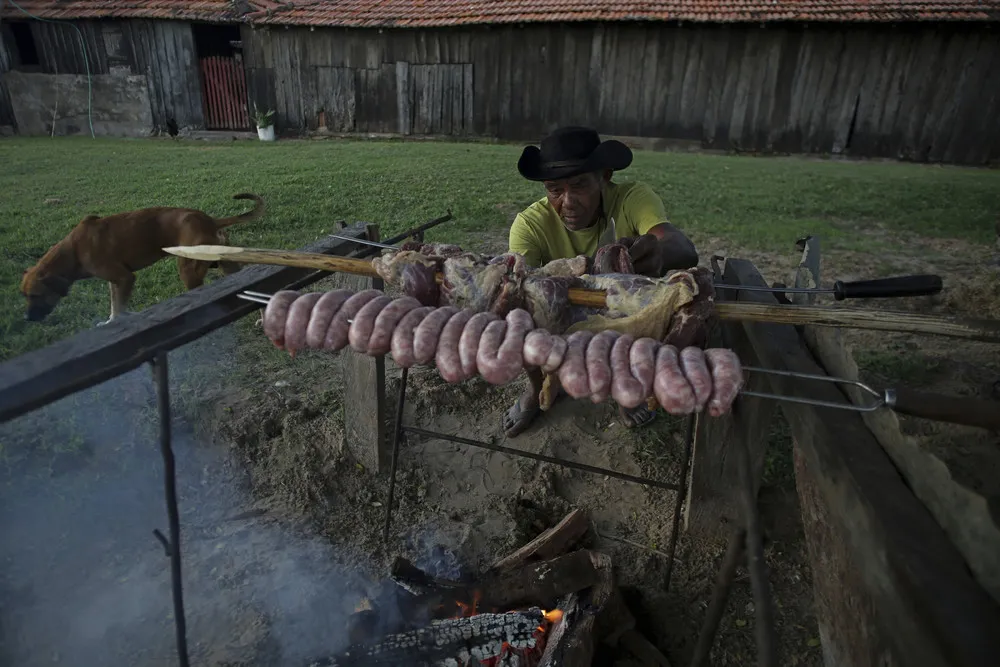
1,136,998,362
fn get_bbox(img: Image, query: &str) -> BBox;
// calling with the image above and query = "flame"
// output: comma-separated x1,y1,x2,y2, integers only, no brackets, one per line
543,609,564,624
454,590,482,618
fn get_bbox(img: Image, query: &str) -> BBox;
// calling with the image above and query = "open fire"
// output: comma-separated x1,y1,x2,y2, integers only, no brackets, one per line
313,510,667,667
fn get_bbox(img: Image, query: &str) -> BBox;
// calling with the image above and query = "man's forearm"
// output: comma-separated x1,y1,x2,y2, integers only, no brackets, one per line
646,223,699,271
658,232,699,270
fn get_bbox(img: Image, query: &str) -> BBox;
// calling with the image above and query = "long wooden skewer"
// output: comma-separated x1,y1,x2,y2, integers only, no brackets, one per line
164,245,1000,343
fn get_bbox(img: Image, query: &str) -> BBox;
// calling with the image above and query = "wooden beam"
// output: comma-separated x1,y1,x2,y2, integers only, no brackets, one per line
0,225,369,424
788,237,895,666
685,260,776,536
338,223,388,473
727,257,1000,667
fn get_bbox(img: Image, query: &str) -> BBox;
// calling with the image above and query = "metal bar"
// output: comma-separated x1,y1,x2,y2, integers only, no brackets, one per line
663,413,696,591
383,211,454,246
402,426,680,492
151,352,190,667
689,529,747,667
717,284,832,295
742,365,884,411
329,234,398,250
383,367,409,542
733,402,776,667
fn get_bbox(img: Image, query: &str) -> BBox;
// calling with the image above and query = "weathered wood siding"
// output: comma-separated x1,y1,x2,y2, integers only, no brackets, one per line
242,21,1000,165
0,24,16,128
0,19,203,131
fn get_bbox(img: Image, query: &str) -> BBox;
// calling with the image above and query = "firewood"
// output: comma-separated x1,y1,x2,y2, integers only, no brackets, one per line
401,550,600,620
491,509,590,572
309,608,547,666
539,551,615,666
619,629,673,666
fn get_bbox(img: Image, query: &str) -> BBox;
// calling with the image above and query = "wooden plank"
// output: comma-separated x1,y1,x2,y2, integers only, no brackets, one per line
491,509,589,572
829,30,871,154
728,257,1000,667
637,25,662,136
879,27,918,158
462,62,473,135
700,25,731,147
0,225,368,425
338,224,387,473
685,261,777,536
678,23,704,140
922,32,974,162
396,60,410,135
849,27,892,156
664,27,687,138
942,34,996,164
714,26,746,148
805,28,846,153
451,64,464,136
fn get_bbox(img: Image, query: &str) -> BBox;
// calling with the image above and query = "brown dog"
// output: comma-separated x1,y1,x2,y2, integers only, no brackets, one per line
21,193,265,323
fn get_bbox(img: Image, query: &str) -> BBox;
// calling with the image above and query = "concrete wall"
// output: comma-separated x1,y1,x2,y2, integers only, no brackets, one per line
2,71,153,137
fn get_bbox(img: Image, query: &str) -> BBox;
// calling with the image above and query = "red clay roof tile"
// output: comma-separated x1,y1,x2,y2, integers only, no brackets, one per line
4,1,998,26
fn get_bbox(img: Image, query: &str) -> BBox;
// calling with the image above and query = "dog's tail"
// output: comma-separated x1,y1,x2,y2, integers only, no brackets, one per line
215,193,266,228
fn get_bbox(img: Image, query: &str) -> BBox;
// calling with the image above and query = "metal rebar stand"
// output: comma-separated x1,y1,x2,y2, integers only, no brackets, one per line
380,369,692,566
152,352,190,667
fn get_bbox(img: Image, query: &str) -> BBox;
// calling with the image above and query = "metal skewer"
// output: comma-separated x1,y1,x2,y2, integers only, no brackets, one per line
281,239,942,301
328,234,399,249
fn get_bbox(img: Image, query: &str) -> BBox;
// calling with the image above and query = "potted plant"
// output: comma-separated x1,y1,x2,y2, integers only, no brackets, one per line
253,104,276,141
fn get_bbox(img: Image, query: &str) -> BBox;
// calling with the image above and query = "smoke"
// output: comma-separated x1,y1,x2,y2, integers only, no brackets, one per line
0,324,368,666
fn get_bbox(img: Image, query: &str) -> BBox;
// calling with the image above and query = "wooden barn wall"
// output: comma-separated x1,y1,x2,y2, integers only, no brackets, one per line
0,24,16,128
1,18,203,131
242,21,1000,165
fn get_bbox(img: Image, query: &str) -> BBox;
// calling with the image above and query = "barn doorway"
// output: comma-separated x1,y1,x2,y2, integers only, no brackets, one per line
192,23,250,131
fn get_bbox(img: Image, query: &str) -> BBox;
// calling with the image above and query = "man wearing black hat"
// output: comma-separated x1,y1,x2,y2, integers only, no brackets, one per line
504,126,698,436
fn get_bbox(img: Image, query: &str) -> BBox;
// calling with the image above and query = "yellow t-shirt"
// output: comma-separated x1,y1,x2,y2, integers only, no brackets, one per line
508,181,668,267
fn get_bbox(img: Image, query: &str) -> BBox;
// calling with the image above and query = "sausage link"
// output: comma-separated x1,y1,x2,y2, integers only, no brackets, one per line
367,296,422,356
542,336,568,374
413,307,458,365
459,312,498,377
558,331,595,399
629,338,658,400
680,347,713,411
263,290,299,348
390,306,435,368
704,348,745,417
435,309,474,382
653,345,696,414
477,309,533,385
324,290,382,352
348,295,393,353
475,320,508,384
586,330,620,403
284,292,323,355
523,330,554,368
306,290,353,350
610,334,645,409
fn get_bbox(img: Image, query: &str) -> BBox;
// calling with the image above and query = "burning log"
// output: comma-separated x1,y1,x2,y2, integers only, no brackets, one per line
307,608,559,667
407,550,601,615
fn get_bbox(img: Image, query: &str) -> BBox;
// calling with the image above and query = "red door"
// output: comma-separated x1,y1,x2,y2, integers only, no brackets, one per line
199,56,250,130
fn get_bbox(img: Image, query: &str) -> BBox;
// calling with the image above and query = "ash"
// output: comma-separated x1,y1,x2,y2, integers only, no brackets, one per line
0,328,367,666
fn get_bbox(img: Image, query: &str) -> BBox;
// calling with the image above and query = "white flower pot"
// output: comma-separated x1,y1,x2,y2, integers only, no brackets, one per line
257,125,275,142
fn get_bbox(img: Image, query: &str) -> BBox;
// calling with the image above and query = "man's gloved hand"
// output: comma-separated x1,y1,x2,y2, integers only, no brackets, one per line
623,233,666,277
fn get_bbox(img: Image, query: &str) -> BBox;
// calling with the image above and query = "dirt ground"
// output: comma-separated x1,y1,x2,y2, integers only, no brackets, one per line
202,222,999,665
3,224,995,667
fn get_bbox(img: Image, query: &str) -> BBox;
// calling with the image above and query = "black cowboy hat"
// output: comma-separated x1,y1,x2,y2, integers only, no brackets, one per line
517,126,633,182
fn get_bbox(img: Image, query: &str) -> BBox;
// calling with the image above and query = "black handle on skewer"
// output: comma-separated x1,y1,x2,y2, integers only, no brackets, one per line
888,387,1000,431
832,274,942,300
